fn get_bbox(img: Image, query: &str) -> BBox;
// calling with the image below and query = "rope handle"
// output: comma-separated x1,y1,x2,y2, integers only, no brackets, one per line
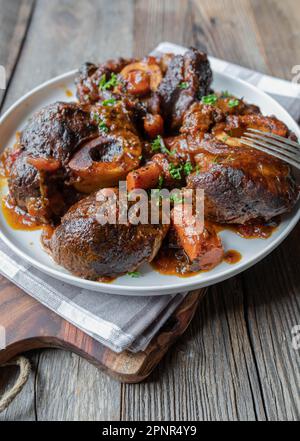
0,356,31,413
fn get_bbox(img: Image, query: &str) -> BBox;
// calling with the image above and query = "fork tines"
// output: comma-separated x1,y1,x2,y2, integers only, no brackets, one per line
241,128,300,169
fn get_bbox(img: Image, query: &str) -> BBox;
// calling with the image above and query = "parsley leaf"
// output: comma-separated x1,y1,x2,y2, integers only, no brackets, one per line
179,82,189,89
151,136,162,152
127,271,141,278
170,193,183,204
228,98,239,108
151,135,172,155
221,90,230,98
98,120,109,133
201,94,218,105
195,164,201,174
98,75,107,90
169,163,182,180
93,113,100,124
102,98,117,106
99,73,119,91
183,162,193,176
158,175,164,189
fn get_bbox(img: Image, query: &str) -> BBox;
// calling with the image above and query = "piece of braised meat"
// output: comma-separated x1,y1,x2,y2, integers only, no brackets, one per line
75,57,134,104
183,107,300,223
8,102,98,222
76,56,167,139
19,102,97,164
8,100,143,222
158,47,212,132
48,191,168,280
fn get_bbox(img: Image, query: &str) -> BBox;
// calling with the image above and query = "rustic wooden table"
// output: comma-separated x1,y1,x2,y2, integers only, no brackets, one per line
0,0,299,421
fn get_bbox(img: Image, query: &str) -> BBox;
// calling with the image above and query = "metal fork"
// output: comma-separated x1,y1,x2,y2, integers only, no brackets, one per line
241,128,300,170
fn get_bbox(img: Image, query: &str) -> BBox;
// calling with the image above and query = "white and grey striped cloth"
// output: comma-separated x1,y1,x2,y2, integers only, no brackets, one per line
0,42,299,353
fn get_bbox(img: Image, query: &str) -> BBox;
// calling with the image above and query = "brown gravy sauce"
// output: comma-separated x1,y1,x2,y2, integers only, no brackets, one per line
1,196,41,231
151,247,201,278
98,276,116,283
223,249,242,264
213,219,279,239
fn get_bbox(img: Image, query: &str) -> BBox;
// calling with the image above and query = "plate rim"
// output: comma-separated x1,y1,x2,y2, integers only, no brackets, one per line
0,68,299,295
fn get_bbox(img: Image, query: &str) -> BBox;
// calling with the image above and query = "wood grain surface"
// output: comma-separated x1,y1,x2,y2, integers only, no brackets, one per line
0,279,203,384
0,0,299,421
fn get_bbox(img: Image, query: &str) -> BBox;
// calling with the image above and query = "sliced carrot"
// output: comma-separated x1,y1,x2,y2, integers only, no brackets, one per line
143,114,164,139
173,213,224,270
127,162,162,192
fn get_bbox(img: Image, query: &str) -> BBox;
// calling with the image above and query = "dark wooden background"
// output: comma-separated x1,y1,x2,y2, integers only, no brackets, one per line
0,0,299,421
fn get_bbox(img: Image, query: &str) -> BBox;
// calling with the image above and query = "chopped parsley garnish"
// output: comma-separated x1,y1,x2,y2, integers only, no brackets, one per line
127,271,141,278
158,175,164,189
222,135,229,142
221,90,230,97
93,113,100,123
201,93,218,105
151,136,162,152
168,162,195,180
99,73,119,91
169,163,182,180
151,135,172,155
102,98,117,106
98,119,109,133
170,193,183,204
179,81,189,89
228,98,239,108
183,162,193,176
195,164,201,174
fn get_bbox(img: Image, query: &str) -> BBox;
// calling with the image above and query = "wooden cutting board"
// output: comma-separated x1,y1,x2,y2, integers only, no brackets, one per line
0,276,205,383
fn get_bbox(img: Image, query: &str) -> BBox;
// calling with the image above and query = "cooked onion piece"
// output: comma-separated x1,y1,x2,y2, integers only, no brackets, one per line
120,60,163,95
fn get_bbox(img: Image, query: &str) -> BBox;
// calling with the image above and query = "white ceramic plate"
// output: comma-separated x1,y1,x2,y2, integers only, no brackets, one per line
0,61,300,296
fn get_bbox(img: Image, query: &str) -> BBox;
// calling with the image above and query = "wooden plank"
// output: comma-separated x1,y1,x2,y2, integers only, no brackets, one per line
35,351,121,421
0,0,35,109
132,0,193,57
191,0,269,71
122,277,266,421
242,224,300,421
241,0,300,421
250,0,300,79
2,0,134,112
